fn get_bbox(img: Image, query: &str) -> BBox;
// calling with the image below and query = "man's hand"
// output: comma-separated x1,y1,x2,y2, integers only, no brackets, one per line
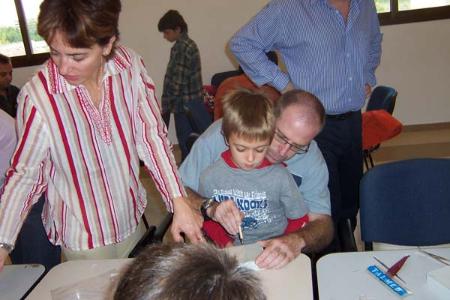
254,213,334,269
170,196,204,243
209,200,243,235
0,248,8,272
256,233,304,269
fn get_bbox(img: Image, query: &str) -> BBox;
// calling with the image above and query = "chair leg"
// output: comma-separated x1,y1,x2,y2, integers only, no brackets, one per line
338,219,357,252
153,213,173,242
128,226,157,258
363,154,370,170
364,242,373,251
368,153,375,168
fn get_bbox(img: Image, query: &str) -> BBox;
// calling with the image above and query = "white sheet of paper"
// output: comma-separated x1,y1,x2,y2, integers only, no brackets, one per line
228,243,264,271
239,260,263,271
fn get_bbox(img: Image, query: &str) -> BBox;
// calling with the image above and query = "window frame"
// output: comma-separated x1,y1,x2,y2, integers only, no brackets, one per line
9,0,49,68
378,1,450,26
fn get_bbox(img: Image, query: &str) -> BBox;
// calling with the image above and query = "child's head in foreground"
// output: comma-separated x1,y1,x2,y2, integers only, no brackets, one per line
114,242,266,300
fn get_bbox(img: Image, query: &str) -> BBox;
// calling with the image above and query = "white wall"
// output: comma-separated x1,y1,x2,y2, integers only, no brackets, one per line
118,0,269,98
12,1,450,127
376,19,450,125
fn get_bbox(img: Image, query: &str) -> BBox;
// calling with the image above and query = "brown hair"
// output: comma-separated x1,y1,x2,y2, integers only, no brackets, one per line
222,89,275,143
37,0,121,58
158,10,188,33
114,243,266,300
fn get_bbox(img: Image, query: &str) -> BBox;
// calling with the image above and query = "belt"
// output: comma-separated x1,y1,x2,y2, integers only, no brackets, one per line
326,111,357,121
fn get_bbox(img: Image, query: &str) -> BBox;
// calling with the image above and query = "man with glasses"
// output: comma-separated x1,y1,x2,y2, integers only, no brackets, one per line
180,89,333,269
230,0,382,252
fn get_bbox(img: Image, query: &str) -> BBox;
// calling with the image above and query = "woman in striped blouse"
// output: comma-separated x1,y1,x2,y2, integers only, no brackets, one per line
0,0,204,270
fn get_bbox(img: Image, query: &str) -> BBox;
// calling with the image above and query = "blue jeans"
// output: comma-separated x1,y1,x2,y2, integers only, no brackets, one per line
163,100,212,161
10,195,61,273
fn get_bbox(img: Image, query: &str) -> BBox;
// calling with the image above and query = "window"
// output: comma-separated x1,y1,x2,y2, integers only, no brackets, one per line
0,0,48,68
375,0,450,25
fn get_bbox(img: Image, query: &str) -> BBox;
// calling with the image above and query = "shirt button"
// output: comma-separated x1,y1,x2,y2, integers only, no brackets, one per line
349,77,353,81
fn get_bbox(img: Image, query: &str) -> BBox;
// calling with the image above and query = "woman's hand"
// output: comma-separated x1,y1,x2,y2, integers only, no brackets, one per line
171,196,204,243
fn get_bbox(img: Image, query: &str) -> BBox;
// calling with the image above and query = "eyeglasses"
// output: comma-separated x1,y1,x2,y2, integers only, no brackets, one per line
274,129,310,154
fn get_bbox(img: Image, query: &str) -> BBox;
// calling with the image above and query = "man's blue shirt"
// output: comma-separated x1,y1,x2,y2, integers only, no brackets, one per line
230,0,382,114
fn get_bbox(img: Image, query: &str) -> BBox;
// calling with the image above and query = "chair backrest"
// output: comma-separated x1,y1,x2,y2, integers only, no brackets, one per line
360,158,450,250
366,85,398,114
210,70,243,89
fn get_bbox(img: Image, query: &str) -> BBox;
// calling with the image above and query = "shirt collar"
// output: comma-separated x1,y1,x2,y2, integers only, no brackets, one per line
173,32,189,47
179,32,189,41
46,45,132,95
221,149,273,169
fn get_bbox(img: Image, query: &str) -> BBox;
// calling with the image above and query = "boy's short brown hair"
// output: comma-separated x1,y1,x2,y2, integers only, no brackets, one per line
158,10,188,33
221,89,275,142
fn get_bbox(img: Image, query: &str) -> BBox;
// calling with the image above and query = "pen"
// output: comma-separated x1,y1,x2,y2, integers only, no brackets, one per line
373,256,407,284
238,225,244,244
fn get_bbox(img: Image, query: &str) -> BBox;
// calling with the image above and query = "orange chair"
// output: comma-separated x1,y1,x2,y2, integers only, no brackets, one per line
362,86,401,169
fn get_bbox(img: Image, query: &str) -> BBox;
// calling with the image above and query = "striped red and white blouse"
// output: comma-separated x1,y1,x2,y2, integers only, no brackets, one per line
0,46,185,251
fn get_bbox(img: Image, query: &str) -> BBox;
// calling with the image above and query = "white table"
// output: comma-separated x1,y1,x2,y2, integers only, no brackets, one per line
317,248,450,300
26,259,130,299
28,243,313,300
0,264,45,300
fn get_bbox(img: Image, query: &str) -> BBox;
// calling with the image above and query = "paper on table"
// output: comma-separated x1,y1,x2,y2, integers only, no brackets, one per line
228,243,264,271
240,260,263,271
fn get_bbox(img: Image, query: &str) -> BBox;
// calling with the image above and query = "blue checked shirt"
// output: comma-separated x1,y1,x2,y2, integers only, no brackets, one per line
230,0,382,114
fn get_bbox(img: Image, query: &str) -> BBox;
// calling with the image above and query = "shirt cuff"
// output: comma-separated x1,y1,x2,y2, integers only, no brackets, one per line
271,72,291,92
